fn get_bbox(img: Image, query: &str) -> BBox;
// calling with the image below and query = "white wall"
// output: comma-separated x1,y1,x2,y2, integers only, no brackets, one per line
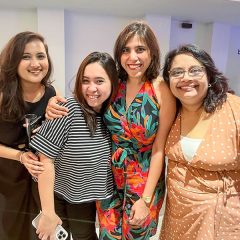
0,9,37,49
170,19,196,50
64,11,132,95
210,22,231,74
37,8,65,95
226,26,240,94
169,20,214,54
0,9,239,96
194,22,212,53
145,14,172,67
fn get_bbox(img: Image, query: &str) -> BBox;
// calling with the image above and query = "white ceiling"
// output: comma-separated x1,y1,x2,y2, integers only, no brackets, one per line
0,0,240,26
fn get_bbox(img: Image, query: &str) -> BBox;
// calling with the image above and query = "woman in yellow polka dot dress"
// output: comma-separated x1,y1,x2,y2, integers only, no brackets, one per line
160,44,240,240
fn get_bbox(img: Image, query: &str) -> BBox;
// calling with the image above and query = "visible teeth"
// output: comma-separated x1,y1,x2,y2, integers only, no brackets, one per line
180,84,196,88
29,70,41,74
88,95,98,99
182,85,194,88
128,64,141,70
180,85,196,92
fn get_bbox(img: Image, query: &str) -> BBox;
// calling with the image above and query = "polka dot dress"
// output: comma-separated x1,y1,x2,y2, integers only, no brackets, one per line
160,94,240,240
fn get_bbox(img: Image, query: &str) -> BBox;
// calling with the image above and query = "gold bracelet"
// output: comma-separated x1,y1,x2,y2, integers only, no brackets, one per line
141,195,152,207
19,151,25,164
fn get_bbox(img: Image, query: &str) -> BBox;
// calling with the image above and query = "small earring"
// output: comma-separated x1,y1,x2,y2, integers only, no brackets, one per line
208,84,212,88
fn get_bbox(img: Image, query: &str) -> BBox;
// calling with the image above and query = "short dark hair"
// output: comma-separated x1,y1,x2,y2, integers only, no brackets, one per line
0,31,53,121
114,21,160,82
74,52,118,136
163,44,229,113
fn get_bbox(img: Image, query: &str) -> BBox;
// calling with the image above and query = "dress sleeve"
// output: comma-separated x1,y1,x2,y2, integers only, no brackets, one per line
29,103,73,159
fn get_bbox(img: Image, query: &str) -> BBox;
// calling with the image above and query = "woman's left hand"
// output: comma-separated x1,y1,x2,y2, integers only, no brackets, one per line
20,151,44,178
128,198,150,226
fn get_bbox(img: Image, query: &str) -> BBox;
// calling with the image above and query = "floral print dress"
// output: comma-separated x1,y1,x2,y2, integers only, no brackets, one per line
97,80,165,239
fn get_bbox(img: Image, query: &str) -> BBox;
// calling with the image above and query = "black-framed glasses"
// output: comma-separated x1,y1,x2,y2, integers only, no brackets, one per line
169,66,205,79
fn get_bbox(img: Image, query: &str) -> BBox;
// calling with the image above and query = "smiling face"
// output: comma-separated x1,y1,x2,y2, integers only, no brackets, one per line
17,39,49,86
169,54,209,109
120,35,151,82
81,62,112,112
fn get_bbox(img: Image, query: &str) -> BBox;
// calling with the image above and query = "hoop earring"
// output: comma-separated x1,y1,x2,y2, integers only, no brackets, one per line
208,84,212,88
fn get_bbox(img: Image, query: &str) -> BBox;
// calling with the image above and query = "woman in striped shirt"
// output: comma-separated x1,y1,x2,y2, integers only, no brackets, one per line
30,52,118,240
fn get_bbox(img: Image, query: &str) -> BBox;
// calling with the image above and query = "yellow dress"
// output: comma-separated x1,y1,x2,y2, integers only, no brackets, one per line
160,93,240,240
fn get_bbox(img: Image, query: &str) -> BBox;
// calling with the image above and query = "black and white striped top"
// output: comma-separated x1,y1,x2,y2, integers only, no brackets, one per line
30,97,113,203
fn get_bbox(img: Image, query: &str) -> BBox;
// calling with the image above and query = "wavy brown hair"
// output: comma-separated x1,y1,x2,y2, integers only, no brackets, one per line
114,21,160,82
163,44,229,113
0,31,53,121
74,52,118,136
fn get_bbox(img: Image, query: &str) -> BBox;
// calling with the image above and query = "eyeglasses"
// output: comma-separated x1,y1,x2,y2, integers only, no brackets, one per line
169,66,205,79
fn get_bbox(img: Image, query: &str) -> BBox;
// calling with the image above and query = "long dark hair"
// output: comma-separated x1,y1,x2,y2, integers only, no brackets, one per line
163,44,229,113
73,52,118,136
0,31,53,121
114,21,160,82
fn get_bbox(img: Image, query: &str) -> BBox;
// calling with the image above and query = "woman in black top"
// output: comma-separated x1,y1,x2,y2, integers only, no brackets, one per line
0,31,56,240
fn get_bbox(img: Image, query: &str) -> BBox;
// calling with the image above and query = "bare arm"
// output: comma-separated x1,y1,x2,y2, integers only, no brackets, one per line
142,80,176,197
45,90,68,120
36,153,62,240
0,144,43,178
129,79,176,226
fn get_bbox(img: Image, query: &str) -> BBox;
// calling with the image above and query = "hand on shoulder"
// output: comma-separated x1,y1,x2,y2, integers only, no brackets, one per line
45,95,68,120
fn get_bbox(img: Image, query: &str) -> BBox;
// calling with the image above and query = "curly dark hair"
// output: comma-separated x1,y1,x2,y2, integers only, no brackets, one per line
114,21,160,82
163,44,229,113
0,31,53,121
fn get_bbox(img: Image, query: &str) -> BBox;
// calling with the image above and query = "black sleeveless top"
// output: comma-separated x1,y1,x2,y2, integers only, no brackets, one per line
0,85,56,151
0,85,56,240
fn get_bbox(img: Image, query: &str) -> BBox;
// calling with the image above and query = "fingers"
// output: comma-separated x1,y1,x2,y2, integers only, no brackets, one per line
46,108,68,118
28,167,43,177
26,159,44,171
55,95,67,103
21,152,44,176
28,166,44,175
129,208,134,221
45,96,68,120
50,234,55,240
45,108,68,120
32,126,41,134
27,151,40,161
128,200,150,226
37,232,49,240
128,214,147,226
36,229,44,239
36,213,60,240
48,103,68,113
